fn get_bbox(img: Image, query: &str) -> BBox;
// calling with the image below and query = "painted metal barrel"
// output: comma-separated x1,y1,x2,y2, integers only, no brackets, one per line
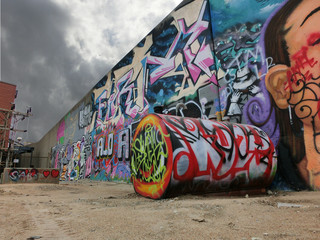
130,114,277,199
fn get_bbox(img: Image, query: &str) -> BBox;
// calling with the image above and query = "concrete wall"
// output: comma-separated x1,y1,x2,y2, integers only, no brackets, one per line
30,0,319,192
1,168,59,184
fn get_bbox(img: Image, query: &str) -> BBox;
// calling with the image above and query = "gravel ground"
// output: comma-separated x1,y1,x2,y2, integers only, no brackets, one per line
0,179,319,240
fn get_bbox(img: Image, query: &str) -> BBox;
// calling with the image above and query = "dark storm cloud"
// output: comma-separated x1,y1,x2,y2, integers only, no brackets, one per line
1,0,109,143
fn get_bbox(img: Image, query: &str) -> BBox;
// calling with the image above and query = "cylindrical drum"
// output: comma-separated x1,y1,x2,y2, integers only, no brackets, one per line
130,114,277,199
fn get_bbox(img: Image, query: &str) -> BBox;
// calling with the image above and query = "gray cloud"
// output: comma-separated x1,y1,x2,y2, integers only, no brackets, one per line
1,0,108,143
1,0,181,144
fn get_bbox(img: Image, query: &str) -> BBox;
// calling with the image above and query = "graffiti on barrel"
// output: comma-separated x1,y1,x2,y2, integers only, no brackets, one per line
131,114,277,199
131,114,173,198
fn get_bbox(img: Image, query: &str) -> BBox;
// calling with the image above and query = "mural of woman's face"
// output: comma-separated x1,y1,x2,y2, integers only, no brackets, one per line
265,0,320,189
266,1,320,132
284,0,320,128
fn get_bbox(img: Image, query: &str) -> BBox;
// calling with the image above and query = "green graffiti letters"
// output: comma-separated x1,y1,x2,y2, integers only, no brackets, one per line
131,123,169,183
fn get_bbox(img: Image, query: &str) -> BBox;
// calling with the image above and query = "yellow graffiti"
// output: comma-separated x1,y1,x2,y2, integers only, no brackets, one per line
131,117,170,183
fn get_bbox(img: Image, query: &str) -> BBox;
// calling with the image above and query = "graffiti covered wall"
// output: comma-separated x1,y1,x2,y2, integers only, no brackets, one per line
33,0,319,192
49,0,218,184
50,98,94,182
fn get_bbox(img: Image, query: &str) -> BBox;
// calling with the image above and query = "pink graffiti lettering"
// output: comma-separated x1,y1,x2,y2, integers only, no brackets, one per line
148,0,216,86
57,120,65,143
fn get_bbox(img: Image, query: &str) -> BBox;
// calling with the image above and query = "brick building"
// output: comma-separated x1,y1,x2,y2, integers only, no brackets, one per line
0,81,17,167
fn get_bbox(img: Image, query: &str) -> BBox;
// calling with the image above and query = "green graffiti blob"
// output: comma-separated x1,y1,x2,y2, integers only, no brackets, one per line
131,122,169,183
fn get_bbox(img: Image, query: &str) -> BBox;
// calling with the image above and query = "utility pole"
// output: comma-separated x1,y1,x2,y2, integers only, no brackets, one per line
0,107,31,169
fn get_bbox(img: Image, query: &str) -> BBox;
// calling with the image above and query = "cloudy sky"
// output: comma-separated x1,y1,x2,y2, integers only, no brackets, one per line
1,0,182,143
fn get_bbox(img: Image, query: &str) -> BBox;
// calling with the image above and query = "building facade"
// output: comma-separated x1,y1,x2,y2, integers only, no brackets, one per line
0,81,17,168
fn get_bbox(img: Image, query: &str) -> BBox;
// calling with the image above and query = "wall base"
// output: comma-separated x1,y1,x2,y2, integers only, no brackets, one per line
1,168,60,184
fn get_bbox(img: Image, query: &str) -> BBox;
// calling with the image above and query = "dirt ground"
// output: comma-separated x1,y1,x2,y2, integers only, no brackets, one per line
0,180,319,240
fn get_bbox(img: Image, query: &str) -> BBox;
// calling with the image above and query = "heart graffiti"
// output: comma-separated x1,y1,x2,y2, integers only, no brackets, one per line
51,170,60,178
43,170,50,178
